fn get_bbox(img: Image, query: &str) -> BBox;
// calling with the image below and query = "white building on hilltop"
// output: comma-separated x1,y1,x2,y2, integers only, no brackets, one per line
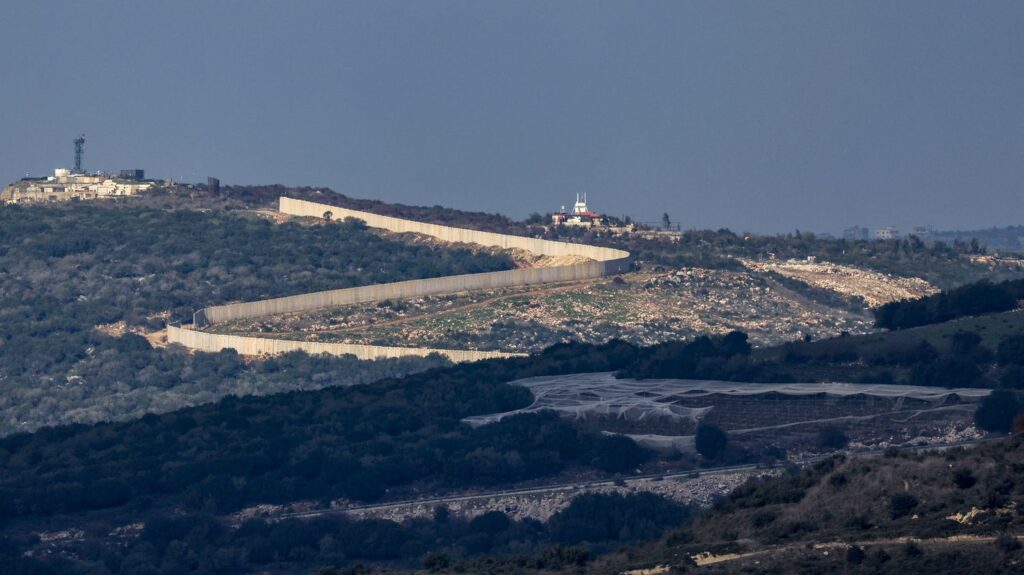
551,193,607,227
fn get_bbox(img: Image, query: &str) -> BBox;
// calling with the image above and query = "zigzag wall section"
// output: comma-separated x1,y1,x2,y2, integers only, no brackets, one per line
167,197,631,362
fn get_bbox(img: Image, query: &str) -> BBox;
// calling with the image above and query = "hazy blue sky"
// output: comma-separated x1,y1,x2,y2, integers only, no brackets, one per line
2,1,1022,233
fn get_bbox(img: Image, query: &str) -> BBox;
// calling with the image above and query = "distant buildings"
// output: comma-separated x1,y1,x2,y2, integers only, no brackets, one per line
2,135,154,204
119,169,146,181
843,226,869,241
841,225,935,242
873,226,899,240
2,168,153,204
910,226,932,240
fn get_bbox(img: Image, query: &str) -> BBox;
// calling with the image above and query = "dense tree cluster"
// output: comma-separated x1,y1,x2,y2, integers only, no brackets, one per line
874,279,1024,330
0,342,449,437
817,425,850,450
616,331,753,380
975,390,1022,433
545,492,692,544
614,317,1024,393
695,424,730,460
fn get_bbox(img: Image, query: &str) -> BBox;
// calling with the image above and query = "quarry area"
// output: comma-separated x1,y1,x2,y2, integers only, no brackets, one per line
211,267,882,353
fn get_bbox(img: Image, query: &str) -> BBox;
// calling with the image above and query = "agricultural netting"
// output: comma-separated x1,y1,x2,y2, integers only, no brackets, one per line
463,372,991,427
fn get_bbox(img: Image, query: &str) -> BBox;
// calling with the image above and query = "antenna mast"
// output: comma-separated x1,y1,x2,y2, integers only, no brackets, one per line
73,134,85,173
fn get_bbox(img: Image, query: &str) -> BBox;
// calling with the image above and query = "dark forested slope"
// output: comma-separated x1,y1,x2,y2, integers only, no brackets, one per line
0,203,512,330
0,203,512,435
2,491,692,575
874,278,1024,330
4,324,1023,529
0,341,645,523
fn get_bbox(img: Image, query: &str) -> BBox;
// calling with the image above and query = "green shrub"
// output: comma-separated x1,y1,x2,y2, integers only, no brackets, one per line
975,390,1021,433
695,424,729,461
817,426,849,450
995,533,1022,553
751,509,777,528
846,545,866,564
952,467,977,489
890,494,919,519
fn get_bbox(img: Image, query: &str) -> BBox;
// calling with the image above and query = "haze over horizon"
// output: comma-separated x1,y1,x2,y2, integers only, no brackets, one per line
2,1,1022,234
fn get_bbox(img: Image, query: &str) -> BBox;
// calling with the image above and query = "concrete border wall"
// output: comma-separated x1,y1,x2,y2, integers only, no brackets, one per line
280,197,629,261
168,197,631,362
166,325,521,362
195,259,628,325
191,197,631,325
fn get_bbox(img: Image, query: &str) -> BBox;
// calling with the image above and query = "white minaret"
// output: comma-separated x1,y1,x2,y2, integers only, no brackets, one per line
573,192,589,214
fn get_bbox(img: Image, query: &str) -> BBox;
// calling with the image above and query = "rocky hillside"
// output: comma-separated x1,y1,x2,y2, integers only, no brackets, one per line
586,437,1024,575
215,264,904,353
740,258,938,307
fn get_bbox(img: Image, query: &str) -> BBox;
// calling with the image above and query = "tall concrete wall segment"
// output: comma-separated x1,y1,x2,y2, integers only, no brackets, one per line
169,197,631,362
195,261,626,325
166,325,521,362
192,197,631,326
279,197,630,261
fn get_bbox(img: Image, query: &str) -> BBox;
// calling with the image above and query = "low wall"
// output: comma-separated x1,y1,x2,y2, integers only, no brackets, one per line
168,197,632,362
166,325,522,362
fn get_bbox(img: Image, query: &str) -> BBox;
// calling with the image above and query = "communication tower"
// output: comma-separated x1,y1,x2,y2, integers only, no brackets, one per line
73,134,85,173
